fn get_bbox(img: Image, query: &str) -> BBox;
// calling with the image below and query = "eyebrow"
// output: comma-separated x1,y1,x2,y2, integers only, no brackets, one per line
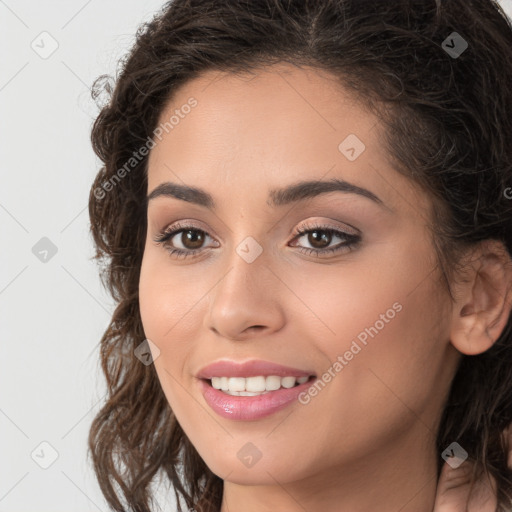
147,178,385,210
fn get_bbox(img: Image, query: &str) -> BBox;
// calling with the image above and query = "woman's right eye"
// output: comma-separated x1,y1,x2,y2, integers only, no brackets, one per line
153,223,217,259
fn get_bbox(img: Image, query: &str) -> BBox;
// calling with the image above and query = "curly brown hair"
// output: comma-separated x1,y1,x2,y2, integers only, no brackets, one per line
87,0,512,510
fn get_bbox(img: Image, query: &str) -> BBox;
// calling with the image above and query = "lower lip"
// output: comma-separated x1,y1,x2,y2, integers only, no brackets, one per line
198,378,316,421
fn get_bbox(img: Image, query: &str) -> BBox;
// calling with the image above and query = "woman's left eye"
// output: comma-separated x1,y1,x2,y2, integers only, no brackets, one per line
153,222,361,259
291,224,361,257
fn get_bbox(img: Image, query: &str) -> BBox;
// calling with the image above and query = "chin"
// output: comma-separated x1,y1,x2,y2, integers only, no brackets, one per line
209,463,284,485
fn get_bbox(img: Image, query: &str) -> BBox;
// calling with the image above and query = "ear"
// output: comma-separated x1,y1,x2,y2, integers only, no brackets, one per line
450,239,512,355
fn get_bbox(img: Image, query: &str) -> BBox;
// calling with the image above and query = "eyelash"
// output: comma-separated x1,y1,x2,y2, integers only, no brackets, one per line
153,221,361,259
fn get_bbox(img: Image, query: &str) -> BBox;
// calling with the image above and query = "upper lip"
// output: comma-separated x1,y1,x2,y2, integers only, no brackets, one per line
196,359,316,379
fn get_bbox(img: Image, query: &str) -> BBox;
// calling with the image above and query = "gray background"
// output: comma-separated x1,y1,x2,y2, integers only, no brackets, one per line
1,1,512,510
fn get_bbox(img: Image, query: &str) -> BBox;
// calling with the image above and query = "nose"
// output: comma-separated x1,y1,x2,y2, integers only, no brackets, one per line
205,244,286,341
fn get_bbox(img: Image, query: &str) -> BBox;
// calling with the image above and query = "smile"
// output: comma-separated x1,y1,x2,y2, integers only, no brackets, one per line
209,375,311,395
196,359,317,420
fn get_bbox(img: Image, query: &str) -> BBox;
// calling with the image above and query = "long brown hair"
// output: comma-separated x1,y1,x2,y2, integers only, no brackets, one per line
87,0,512,510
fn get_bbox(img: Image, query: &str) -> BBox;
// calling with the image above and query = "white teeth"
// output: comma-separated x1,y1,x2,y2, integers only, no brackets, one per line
281,376,296,388
210,375,310,393
228,377,245,391
246,376,266,392
266,375,281,391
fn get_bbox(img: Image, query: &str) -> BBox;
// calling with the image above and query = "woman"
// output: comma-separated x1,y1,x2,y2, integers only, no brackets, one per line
87,0,512,510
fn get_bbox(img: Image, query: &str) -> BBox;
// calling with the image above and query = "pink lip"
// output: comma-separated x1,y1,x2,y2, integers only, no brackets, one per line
196,359,317,421
196,359,315,379
198,377,317,421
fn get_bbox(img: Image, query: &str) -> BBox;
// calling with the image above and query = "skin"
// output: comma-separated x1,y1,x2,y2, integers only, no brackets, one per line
434,459,498,511
138,62,512,512
434,426,512,511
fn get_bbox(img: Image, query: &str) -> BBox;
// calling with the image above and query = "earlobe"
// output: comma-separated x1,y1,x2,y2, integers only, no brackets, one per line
449,240,512,356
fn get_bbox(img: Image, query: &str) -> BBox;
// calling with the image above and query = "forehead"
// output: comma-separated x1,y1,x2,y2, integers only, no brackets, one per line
146,62,427,219
150,65,376,167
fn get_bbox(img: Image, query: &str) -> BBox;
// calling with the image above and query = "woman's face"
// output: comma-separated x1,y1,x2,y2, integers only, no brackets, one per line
139,62,460,496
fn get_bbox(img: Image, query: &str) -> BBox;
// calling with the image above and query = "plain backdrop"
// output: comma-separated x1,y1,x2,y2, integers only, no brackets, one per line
1,1,512,511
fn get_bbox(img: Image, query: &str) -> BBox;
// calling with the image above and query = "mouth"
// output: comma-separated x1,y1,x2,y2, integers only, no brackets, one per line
196,359,318,420
202,375,315,396
198,373,318,421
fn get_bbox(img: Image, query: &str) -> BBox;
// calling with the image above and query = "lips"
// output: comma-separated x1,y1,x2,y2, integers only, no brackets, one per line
196,359,317,420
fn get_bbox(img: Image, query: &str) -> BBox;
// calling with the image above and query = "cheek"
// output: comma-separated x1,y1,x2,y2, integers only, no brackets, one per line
139,253,184,386
322,282,449,441
138,247,218,410
138,253,201,420
292,239,449,416
139,248,206,342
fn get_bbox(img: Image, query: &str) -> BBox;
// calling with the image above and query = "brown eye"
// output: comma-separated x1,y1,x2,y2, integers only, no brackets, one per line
305,230,333,249
161,228,211,251
178,229,206,250
291,224,361,257
153,223,217,259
